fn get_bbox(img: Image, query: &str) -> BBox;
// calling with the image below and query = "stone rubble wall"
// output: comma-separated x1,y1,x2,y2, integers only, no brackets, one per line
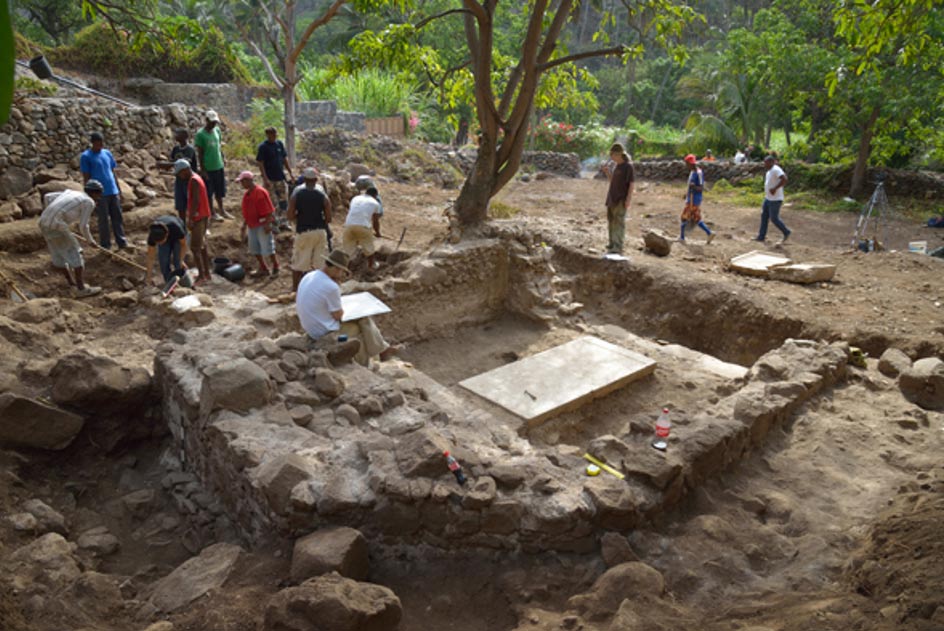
0,98,210,222
427,146,581,178
296,100,367,133
122,79,261,121
154,244,849,553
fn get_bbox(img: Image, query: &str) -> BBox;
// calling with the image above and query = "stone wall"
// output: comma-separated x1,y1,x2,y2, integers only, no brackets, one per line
153,242,849,554
427,147,581,178
0,98,208,221
296,100,366,133
122,79,260,121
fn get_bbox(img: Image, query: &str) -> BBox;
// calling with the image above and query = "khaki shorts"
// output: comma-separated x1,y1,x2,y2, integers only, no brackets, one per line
291,229,328,272
189,217,208,255
342,224,375,256
42,226,83,269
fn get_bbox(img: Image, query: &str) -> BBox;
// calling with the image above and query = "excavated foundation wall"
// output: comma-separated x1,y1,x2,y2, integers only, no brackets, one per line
154,239,851,554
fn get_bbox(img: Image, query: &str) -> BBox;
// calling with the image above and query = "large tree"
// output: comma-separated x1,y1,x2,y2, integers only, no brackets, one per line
230,0,405,166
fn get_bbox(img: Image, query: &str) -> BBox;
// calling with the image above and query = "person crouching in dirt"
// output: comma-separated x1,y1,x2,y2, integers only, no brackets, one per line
602,142,634,254
353,174,384,234
174,159,212,284
144,216,189,286
680,154,715,244
288,167,332,292
38,179,104,298
237,171,281,277
341,186,383,270
296,250,398,365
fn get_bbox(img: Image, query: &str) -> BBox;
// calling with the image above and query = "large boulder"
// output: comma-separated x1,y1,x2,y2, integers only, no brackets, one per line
878,348,911,378
643,229,672,257
569,562,665,620
899,357,944,410
264,572,401,631
50,350,153,413
6,533,81,592
0,393,85,450
201,358,273,413
0,166,33,198
290,527,369,583
149,543,243,612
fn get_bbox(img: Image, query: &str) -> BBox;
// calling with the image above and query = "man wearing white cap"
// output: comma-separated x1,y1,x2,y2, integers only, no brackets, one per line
39,180,104,297
174,159,212,283
194,110,234,221
287,166,332,292
237,170,280,277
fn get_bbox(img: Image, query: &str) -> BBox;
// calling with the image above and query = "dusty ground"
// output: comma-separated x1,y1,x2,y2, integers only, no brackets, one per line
1,165,942,631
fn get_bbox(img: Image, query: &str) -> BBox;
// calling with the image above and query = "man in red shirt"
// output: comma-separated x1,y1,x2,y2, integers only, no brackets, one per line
237,171,280,277
175,159,212,283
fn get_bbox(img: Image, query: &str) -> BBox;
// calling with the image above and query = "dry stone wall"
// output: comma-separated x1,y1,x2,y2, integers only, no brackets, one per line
153,242,849,554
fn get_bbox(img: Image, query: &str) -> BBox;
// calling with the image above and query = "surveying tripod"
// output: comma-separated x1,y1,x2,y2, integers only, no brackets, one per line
851,175,892,252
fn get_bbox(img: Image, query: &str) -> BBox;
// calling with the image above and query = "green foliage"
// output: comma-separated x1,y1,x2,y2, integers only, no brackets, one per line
226,98,289,163
11,0,85,45
680,112,738,156
14,75,57,96
624,116,684,157
48,20,251,82
14,31,44,58
328,68,418,118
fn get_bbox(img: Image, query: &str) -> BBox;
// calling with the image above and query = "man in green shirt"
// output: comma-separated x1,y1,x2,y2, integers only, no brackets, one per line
194,110,234,221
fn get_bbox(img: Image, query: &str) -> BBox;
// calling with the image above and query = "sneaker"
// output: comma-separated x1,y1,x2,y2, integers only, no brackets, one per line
753,237,765,242
74,285,101,298
706,233,715,244
250,268,270,278
780,232,791,243
271,266,280,276
213,214,225,222
221,210,236,220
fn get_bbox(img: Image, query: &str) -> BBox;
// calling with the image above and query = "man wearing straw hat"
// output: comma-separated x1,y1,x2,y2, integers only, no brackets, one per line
296,250,397,365
38,180,103,297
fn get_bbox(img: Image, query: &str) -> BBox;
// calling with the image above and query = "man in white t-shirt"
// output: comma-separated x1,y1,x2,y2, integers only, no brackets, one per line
755,155,791,243
296,250,397,365
342,188,382,270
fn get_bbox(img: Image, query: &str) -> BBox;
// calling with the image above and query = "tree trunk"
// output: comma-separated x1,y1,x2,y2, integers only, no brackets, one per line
283,82,297,168
454,148,497,225
849,106,880,198
282,3,298,168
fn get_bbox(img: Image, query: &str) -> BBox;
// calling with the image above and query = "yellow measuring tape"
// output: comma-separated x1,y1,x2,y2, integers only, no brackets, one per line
583,453,625,480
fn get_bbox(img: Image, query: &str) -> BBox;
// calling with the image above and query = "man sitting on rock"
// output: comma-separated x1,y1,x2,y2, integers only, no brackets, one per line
38,179,103,297
295,250,397,365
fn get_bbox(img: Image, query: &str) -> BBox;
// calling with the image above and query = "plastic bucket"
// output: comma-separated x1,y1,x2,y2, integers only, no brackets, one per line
212,257,231,275
29,55,54,80
221,264,245,282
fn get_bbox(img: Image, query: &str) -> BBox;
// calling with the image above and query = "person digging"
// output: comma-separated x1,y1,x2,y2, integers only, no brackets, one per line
38,179,104,298
144,215,189,286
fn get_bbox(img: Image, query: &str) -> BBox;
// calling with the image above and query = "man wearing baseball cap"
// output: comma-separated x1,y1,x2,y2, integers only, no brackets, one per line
287,166,332,291
237,171,280,277
175,159,212,283
80,131,128,250
194,110,234,221
38,180,104,297
296,249,397,365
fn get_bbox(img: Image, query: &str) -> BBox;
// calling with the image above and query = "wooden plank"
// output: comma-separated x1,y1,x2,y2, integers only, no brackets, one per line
459,336,656,427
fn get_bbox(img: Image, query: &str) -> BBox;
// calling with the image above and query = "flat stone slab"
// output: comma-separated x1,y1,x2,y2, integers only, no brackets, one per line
459,336,656,426
729,251,792,277
768,263,836,284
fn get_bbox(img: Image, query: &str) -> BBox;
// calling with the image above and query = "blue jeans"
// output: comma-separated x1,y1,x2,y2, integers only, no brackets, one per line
758,199,790,240
97,194,127,249
158,239,183,281
680,220,711,240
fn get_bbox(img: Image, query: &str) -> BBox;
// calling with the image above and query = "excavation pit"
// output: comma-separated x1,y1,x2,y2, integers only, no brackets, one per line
155,237,849,554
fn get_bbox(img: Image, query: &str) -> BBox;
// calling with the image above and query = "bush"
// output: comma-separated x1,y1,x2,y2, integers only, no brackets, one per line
531,116,613,159
329,69,417,118
48,21,251,83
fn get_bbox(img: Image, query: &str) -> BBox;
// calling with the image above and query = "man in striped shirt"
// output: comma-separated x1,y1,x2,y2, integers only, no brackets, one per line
38,180,104,297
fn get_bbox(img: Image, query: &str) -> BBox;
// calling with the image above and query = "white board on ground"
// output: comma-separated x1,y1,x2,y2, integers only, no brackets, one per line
459,336,656,426
729,250,792,277
341,292,391,322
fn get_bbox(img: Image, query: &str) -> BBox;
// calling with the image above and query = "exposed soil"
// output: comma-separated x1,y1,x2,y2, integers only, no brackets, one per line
1,165,942,631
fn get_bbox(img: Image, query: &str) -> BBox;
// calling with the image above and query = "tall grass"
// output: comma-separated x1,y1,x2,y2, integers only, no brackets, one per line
330,69,417,118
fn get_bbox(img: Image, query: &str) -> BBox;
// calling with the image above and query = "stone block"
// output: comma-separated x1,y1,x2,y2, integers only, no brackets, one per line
149,543,243,612
899,357,944,410
256,454,316,516
263,573,401,631
643,229,672,256
202,358,273,413
878,348,911,378
0,393,84,451
396,428,450,478
768,262,836,284
290,527,369,582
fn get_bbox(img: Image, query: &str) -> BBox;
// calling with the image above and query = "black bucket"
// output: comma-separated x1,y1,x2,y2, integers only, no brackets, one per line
212,257,231,275
221,263,245,282
29,55,54,80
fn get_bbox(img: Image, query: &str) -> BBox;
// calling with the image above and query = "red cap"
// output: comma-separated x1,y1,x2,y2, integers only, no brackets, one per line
684,154,697,165
443,450,450,457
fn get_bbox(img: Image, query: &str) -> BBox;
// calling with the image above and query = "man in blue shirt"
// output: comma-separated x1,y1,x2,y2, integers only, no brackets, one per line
256,126,293,228
80,132,128,250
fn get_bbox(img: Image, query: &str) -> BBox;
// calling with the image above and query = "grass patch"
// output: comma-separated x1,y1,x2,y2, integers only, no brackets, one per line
489,201,522,219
